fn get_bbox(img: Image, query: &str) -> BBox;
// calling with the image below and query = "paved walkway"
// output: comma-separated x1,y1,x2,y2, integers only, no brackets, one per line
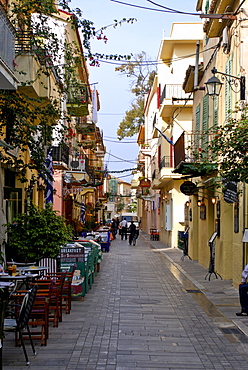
3,232,248,369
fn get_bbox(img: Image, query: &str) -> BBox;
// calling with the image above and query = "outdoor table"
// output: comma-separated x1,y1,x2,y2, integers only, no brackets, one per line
17,266,48,277
0,274,38,292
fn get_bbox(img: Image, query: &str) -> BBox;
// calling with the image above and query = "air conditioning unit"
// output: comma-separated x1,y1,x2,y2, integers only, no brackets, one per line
70,159,86,171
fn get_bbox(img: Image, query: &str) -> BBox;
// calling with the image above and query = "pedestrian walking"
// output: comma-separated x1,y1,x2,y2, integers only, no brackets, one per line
236,263,248,316
120,217,128,240
110,218,117,239
129,220,137,245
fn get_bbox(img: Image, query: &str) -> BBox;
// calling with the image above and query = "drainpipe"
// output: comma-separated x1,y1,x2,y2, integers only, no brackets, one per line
194,41,200,90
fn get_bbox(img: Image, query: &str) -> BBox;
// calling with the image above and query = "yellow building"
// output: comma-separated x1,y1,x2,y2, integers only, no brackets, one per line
136,22,203,248
177,0,248,286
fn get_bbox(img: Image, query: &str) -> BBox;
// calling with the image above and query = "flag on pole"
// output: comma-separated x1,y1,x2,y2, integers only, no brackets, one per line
154,126,174,146
81,201,85,223
92,86,98,124
44,148,53,204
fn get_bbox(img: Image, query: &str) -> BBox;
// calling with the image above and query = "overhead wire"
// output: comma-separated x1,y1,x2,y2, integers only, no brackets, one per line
110,0,199,15
105,151,137,164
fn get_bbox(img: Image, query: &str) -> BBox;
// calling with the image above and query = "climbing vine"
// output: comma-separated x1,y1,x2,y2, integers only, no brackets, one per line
0,0,136,185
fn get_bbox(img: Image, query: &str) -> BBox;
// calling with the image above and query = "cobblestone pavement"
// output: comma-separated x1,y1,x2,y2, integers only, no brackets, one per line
3,232,248,369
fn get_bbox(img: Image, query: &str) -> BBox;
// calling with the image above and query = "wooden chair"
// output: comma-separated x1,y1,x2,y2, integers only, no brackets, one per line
47,265,76,315
4,285,37,365
39,258,57,274
17,279,55,346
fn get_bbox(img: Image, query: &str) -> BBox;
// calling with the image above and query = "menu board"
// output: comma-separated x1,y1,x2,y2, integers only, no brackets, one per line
61,244,85,297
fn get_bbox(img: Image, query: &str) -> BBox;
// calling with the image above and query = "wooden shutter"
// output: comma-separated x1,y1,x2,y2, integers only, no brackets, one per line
225,56,232,120
213,96,218,127
202,94,209,156
195,104,200,150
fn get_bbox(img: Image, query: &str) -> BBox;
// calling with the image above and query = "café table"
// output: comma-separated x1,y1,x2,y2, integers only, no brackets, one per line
17,266,49,277
0,274,38,293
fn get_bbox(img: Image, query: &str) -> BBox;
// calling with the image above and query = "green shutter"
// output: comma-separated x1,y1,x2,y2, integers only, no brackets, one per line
225,57,232,120
195,104,200,150
213,96,218,127
202,94,209,157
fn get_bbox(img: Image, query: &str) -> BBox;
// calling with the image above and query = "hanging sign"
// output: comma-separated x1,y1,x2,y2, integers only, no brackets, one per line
139,179,151,188
223,181,238,203
180,181,197,195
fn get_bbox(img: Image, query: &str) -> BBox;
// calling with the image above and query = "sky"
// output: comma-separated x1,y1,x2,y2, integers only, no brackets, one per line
70,0,199,182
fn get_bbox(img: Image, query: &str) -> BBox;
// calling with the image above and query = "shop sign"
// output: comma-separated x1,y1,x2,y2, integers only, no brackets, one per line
63,187,84,196
139,178,151,188
180,181,197,195
223,181,238,203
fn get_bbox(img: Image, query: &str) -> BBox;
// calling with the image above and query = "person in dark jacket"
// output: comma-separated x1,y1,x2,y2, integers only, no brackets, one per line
129,221,137,245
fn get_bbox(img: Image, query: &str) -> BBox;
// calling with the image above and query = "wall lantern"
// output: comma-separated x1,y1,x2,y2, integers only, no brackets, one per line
205,67,246,100
197,199,202,207
211,196,219,205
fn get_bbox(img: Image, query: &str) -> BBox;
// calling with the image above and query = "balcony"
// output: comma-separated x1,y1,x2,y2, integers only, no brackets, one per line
0,5,17,89
15,32,60,99
67,84,89,117
158,156,182,184
151,169,160,189
173,132,218,177
160,84,193,117
203,0,236,38
51,144,69,169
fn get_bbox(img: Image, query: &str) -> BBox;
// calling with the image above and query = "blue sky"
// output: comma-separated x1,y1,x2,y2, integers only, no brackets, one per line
70,0,199,182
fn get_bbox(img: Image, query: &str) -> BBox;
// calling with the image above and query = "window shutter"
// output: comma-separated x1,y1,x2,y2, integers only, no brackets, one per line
202,94,209,156
195,104,200,150
225,57,232,120
213,96,218,127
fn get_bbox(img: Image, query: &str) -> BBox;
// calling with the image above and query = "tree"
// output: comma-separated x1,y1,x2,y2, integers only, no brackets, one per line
196,104,248,183
5,203,73,263
0,0,136,185
116,52,156,139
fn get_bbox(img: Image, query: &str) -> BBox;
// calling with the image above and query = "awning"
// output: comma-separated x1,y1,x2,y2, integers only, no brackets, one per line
80,187,95,196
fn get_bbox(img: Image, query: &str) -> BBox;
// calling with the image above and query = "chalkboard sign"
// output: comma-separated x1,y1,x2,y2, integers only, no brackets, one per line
223,181,238,203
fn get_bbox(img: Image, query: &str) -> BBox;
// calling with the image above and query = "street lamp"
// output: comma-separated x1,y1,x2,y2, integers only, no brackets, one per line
205,67,246,100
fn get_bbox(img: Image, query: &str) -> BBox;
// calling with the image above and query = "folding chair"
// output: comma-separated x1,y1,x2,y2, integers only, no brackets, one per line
4,285,37,365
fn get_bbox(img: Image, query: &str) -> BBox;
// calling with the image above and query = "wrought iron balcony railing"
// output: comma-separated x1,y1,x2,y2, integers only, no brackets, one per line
159,156,173,171
0,5,15,71
52,144,69,166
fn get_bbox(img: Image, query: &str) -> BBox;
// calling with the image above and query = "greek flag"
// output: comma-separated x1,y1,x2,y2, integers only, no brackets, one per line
44,148,53,204
154,126,174,146
81,201,85,223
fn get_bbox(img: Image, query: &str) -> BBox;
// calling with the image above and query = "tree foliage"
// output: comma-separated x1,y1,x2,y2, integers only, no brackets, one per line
115,52,156,139
6,203,73,262
1,0,136,185
198,104,248,183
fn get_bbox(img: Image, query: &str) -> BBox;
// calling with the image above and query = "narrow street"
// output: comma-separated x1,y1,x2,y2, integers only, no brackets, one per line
3,233,248,369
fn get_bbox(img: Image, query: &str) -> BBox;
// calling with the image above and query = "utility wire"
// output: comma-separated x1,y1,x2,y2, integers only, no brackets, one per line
106,151,137,164
110,0,199,15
